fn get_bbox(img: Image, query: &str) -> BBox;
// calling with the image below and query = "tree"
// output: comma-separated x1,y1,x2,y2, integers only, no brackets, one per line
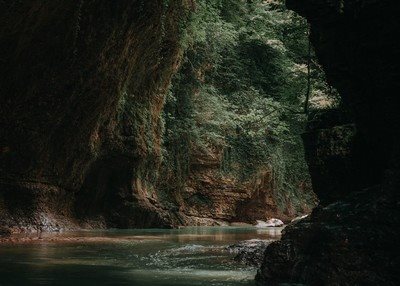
162,0,334,211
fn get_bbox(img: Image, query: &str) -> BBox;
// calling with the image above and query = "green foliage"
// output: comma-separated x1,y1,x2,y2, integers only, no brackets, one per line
162,0,334,206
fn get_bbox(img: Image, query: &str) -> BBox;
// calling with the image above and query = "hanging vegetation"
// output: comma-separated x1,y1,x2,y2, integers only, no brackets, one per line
160,0,336,214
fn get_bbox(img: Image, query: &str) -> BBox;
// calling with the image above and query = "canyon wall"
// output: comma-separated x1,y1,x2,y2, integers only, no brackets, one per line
163,148,315,226
257,0,400,285
0,0,193,231
0,0,310,232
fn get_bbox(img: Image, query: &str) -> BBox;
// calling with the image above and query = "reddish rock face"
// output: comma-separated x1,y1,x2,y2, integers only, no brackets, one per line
257,1,400,285
167,148,315,226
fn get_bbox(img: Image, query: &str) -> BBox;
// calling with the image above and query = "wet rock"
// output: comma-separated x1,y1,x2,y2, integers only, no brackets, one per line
228,239,273,267
255,219,284,228
257,190,400,285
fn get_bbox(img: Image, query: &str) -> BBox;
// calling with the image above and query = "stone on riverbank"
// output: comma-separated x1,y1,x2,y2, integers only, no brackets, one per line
255,219,284,228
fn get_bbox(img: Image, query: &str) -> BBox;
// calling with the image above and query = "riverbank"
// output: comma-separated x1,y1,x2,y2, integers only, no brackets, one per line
0,224,284,245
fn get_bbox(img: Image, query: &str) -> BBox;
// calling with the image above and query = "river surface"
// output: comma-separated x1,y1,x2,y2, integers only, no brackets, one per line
0,226,283,286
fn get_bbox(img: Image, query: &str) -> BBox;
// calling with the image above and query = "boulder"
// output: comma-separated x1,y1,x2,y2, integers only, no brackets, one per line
228,239,273,267
255,219,284,228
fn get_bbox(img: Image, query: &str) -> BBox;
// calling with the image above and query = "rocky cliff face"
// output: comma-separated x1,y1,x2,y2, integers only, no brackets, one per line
257,1,400,285
0,0,314,233
0,0,193,232
167,149,314,226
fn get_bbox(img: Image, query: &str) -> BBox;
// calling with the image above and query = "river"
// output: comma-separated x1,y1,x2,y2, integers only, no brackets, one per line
0,226,283,286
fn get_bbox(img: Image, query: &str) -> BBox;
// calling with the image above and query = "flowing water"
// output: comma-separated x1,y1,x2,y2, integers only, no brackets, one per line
0,226,283,286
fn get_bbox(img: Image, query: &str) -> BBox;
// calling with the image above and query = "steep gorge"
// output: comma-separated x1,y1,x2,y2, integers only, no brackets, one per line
1,0,316,233
1,0,398,284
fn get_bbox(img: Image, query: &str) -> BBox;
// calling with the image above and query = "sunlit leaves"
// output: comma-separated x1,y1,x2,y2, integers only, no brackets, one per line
163,0,319,198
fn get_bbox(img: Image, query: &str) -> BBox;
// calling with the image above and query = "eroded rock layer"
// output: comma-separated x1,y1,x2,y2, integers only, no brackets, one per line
257,1,400,285
170,149,314,226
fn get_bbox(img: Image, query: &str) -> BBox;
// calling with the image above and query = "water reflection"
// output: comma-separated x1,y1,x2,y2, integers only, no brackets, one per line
0,226,283,286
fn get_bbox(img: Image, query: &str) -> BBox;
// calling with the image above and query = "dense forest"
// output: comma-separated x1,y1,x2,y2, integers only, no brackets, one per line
159,0,337,218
